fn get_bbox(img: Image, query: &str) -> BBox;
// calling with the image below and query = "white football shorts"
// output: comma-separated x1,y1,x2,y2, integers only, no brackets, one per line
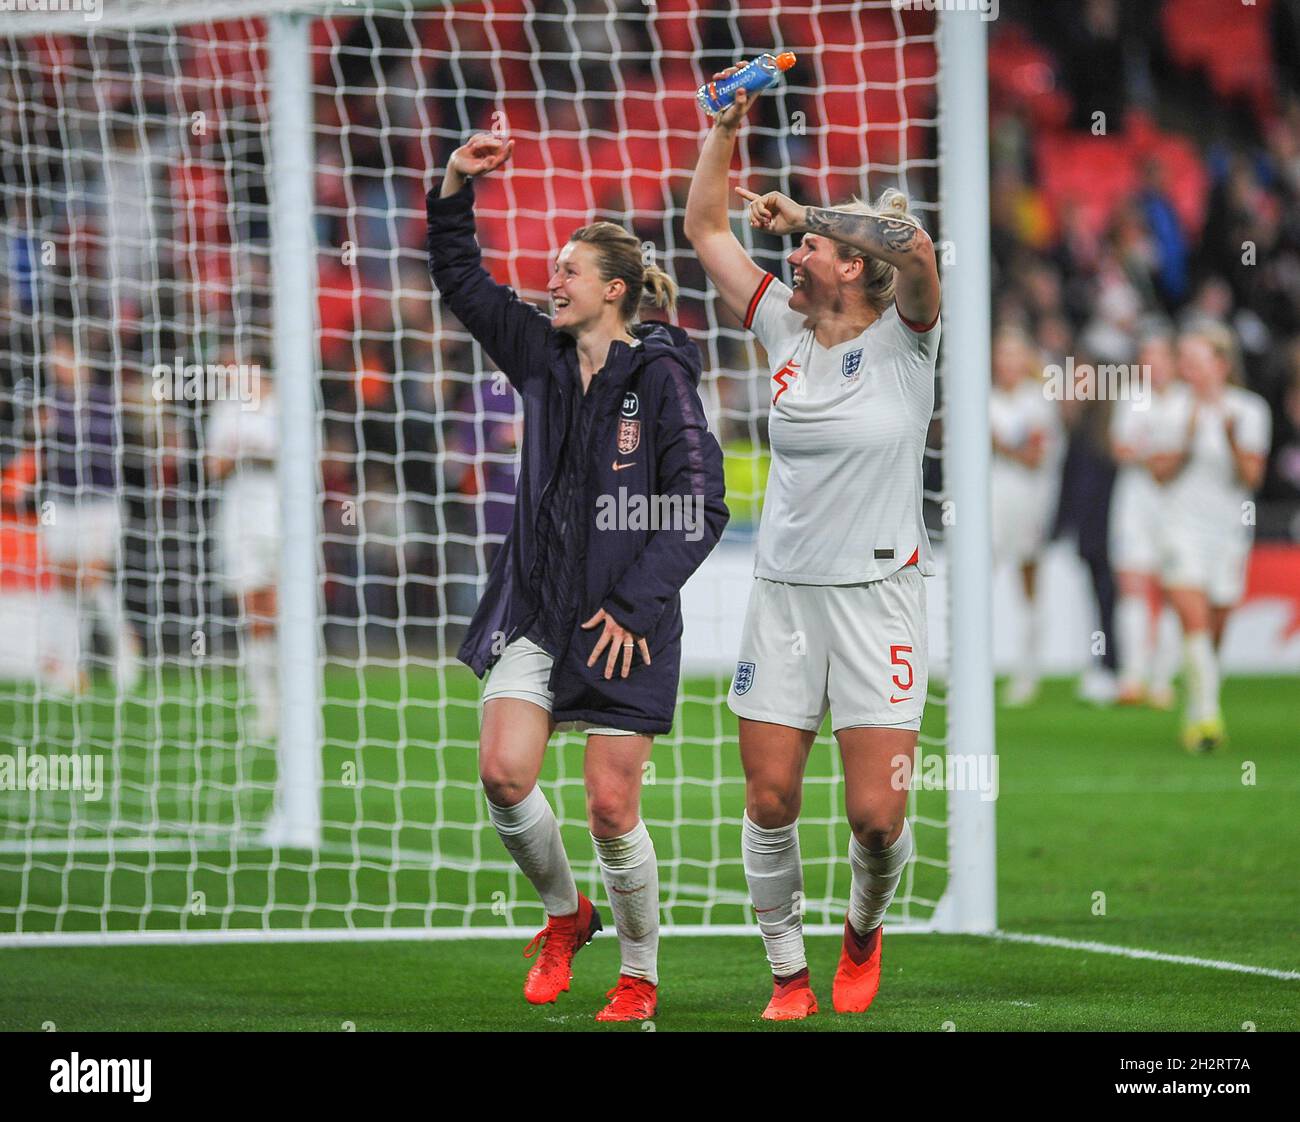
1109,471,1161,574
218,478,280,594
41,494,122,569
482,635,639,737
727,567,928,733
1159,518,1250,608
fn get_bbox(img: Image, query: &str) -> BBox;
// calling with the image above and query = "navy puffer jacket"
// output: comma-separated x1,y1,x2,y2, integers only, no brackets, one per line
427,180,729,735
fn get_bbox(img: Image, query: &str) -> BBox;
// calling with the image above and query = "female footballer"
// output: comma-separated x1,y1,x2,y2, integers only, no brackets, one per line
426,134,728,1022
990,326,1063,707
685,78,940,1020
1148,322,1270,752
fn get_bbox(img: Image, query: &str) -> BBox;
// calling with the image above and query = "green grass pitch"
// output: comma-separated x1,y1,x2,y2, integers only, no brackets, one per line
0,671,1297,1031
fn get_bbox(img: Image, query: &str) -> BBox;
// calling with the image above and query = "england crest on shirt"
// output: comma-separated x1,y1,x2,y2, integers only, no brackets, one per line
732,661,756,696
842,348,863,381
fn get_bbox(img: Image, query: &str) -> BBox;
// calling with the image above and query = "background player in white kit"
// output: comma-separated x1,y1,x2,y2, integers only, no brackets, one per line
37,333,141,695
1109,326,1180,709
1147,323,1270,752
686,75,941,1021
989,326,1063,706
205,362,288,838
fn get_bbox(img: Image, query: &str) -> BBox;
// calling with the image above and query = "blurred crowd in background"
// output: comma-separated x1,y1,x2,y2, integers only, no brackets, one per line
0,0,1297,660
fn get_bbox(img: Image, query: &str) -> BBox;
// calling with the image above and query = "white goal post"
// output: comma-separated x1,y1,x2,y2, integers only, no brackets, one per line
0,0,993,945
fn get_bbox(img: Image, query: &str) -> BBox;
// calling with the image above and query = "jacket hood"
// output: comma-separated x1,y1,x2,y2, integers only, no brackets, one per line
631,320,703,387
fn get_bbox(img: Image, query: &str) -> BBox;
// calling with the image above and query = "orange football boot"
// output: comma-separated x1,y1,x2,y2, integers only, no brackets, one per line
521,892,602,1004
595,974,658,1022
832,919,883,1014
761,968,819,1021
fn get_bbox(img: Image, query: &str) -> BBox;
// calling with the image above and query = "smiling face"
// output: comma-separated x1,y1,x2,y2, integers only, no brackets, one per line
1177,334,1227,396
786,232,865,320
547,241,624,336
992,332,1034,392
1137,335,1176,393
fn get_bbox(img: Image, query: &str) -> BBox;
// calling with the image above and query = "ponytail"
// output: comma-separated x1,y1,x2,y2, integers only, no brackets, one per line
827,187,924,315
640,263,678,317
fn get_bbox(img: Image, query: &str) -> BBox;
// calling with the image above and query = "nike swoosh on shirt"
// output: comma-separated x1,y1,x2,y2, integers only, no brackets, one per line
890,695,912,704
612,460,638,471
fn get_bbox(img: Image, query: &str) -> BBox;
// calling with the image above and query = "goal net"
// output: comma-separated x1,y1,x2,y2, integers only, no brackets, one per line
0,0,987,942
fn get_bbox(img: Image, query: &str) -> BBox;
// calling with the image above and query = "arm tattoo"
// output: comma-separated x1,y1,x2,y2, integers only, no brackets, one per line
803,206,920,257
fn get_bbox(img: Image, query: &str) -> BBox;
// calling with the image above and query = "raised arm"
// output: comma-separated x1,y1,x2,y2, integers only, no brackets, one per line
683,77,766,323
736,189,941,326
427,134,551,391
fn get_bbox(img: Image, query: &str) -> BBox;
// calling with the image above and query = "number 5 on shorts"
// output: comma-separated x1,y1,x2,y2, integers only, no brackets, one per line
890,644,914,693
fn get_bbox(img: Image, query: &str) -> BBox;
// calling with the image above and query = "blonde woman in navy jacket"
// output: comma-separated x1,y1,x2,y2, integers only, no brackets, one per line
427,134,728,1022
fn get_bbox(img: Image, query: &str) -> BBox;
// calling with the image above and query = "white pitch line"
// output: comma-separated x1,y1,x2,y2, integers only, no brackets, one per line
990,930,1300,981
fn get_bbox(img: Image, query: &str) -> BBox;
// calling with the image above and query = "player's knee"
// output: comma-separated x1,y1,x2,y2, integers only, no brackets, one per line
746,784,801,829
586,786,638,838
850,815,903,853
478,748,529,807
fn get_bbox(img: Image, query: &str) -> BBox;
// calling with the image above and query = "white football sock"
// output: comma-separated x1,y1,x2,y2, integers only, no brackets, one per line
1183,632,1220,723
592,820,659,985
1116,594,1149,690
1151,608,1180,694
92,580,140,689
486,785,578,918
742,813,807,978
245,633,280,740
848,818,913,936
40,587,82,691
1016,592,1039,687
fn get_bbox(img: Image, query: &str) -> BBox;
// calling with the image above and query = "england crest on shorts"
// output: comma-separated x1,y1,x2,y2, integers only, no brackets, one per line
842,348,863,381
732,661,756,696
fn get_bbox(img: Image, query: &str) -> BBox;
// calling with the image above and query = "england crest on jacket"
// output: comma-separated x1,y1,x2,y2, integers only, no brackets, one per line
618,391,640,454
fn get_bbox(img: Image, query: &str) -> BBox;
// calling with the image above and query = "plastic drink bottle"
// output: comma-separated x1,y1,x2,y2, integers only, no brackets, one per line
696,52,796,116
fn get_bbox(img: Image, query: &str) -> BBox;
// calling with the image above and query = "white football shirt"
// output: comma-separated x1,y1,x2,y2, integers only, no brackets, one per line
745,272,940,585
1109,385,1172,514
207,391,279,511
1147,383,1271,538
990,378,1063,489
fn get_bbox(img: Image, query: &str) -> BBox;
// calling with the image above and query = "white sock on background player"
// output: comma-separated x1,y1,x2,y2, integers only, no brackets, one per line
1008,596,1039,700
593,820,659,984
40,587,82,692
91,580,140,690
1183,632,1220,723
245,632,279,741
1151,608,1181,697
1116,593,1150,690
848,818,913,936
486,785,579,918
742,813,807,978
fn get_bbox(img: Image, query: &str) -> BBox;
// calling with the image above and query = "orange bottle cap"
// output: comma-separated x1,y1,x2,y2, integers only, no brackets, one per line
774,51,796,71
